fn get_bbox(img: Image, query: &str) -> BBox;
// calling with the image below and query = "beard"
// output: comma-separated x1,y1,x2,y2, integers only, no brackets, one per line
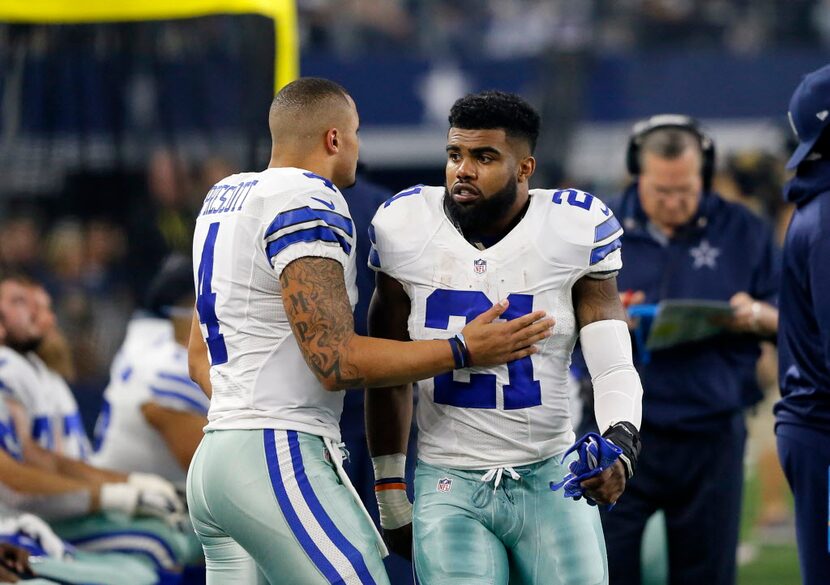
443,176,518,236
5,335,41,354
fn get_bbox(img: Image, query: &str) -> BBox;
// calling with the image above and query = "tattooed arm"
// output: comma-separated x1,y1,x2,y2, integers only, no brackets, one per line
279,257,553,392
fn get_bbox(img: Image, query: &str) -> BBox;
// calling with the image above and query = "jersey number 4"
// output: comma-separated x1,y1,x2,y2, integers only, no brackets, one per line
425,290,541,410
196,222,229,365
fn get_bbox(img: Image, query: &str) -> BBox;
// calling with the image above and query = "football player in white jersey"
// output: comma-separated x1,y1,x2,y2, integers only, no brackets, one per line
94,255,208,483
365,91,645,585
0,394,164,585
0,276,200,577
25,284,92,461
185,77,553,585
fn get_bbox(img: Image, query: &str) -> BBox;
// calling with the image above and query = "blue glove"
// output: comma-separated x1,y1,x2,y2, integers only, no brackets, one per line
550,432,622,509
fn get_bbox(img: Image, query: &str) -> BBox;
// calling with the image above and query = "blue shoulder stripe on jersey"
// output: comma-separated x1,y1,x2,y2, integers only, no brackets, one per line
63,413,85,437
594,215,622,242
383,185,424,208
93,399,110,452
63,413,89,460
367,224,376,245
150,387,209,415
590,238,622,265
265,206,353,240
32,416,54,450
0,418,21,460
369,247,381,269
266,226,352,261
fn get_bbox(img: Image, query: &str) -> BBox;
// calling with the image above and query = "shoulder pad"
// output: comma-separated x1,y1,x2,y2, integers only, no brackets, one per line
537,188,624,270
369,185,441,273
262,184,355,269
0,348,39,411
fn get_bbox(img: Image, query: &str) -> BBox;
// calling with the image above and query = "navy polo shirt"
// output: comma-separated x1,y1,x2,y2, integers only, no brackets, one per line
609,184,780,432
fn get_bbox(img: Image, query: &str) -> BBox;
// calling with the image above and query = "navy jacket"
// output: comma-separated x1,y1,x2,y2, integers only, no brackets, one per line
609,184,779,432
775,160,830,430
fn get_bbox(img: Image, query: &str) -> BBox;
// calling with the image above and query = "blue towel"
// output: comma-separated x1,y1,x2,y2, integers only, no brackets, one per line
550,432,622,509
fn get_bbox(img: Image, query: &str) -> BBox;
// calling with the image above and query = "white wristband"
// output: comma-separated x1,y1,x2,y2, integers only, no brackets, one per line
100,483,139,516
371,454,412,530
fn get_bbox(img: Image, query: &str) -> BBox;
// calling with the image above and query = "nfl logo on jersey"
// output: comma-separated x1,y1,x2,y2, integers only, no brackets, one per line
437,477,453,493
473,259,487,274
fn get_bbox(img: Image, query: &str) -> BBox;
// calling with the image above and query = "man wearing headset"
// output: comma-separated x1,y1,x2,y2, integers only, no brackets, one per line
600,115,780,585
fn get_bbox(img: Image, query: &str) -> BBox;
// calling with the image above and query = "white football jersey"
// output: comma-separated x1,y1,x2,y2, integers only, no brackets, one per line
93,338,209,482
369,186,623,468
108,314,174,378
0,391,22,461
26,354,92,461
0,347,55,453
192,167,357,441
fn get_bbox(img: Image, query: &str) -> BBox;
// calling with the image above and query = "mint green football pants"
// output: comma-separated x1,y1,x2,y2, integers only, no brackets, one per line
413,455,608,585
187,429,390,585
51,512,202,574
29,549,158,585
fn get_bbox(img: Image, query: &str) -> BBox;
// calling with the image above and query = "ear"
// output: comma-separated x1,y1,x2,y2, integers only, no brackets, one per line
325,128,340,155
517,156,536,183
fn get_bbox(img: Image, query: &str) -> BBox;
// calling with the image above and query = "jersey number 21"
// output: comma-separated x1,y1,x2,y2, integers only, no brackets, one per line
425,290,541,410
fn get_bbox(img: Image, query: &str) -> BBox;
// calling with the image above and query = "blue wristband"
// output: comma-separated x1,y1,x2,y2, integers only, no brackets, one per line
448,337,465,369
452,333,471,368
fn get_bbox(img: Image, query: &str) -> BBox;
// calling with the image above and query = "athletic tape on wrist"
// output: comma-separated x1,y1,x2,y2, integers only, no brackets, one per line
372,454,412,529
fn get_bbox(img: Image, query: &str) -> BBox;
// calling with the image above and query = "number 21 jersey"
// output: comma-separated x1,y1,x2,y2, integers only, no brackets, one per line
369,185,623,469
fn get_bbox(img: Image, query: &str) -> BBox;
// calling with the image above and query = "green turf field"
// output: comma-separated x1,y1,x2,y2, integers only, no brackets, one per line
738,543,800,585
737,469,800,585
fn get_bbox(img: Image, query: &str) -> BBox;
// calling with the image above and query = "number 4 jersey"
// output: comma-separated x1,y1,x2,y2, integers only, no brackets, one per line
192,167,358,441
369,185,623,469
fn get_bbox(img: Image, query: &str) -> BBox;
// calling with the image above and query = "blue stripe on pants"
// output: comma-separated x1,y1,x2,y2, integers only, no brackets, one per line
264,430,377,585
286,430,376,585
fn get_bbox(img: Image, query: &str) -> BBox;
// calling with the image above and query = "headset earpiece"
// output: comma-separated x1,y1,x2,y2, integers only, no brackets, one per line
625,114,716,192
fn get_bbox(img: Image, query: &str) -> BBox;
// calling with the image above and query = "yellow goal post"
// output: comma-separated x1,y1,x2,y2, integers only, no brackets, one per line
0,0,298,91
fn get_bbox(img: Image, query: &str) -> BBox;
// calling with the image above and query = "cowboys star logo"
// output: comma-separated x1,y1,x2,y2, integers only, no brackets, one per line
689,240,720,270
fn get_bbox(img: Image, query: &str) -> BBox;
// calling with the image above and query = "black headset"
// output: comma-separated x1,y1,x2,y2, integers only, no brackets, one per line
626,114,716,192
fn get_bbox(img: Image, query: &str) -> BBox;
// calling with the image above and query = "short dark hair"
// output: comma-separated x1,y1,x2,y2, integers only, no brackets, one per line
270,77,350,115
0,272,34,288
448,91,541,154
144,254,195,316
639,128,702,165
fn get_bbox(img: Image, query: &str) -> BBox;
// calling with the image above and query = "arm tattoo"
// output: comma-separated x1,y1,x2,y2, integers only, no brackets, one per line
573,276,627,328
288,292,310,313
280,257,366,388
